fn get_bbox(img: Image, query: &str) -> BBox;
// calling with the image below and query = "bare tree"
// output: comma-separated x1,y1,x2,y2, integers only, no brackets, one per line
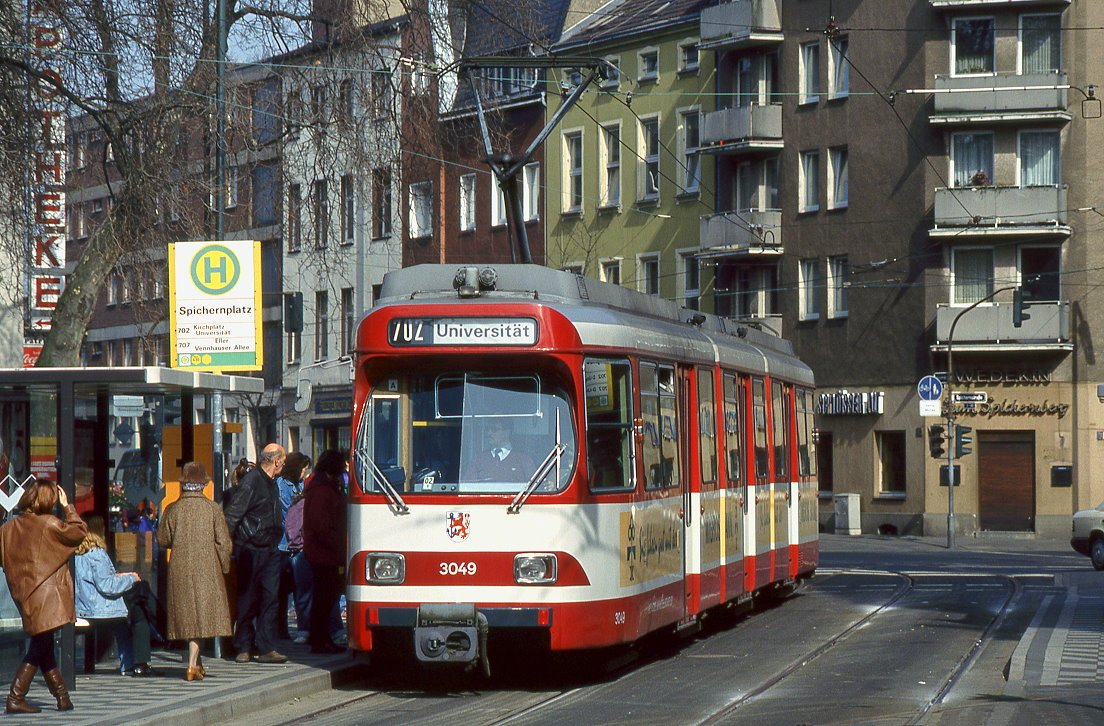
0,0,332,367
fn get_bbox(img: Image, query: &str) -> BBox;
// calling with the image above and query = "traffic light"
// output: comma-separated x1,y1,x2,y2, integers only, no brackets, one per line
954,424,973,458
928,424,946,459
1012,287,1032,328
284,292,303,333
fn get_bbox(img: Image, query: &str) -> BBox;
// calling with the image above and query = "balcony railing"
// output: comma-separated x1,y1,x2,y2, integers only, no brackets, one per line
930,72,1069,121
700,210,782,254
931,185,1068,235
930,0,1068,8
933,300,1070,349
700,0,783,50
701,104,782,152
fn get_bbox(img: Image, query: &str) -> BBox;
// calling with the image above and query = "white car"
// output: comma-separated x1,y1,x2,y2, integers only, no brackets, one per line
1071,502,1104,570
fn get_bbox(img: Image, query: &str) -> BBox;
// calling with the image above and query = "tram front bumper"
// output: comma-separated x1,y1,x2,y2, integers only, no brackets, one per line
414,604,481,663
370,605,552,664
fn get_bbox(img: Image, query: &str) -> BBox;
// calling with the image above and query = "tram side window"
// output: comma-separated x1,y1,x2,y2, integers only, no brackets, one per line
752,378,769,479
772,381,790,481
642,362,680,490
796,388,817,476
584,358,634,491
697,369,717,484
723,374,743,484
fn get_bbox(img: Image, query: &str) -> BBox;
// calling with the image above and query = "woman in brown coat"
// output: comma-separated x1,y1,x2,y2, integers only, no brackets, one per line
0,479,87,713
157,462,233,681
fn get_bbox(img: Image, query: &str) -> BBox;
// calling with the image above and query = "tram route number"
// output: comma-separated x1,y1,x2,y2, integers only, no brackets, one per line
439,561,478,576
388,317,538,347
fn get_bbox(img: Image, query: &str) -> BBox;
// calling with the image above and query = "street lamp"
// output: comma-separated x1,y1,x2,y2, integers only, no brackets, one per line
943,284,1017,549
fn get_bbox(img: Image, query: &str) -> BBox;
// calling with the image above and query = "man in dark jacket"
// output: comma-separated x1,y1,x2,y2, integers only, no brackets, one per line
224,443,288,663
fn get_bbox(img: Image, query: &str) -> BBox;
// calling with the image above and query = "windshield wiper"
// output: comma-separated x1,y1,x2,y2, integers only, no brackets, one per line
508,442,566,514
359,452,410,514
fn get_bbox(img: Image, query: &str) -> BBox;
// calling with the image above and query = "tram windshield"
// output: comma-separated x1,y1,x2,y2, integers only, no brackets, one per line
354,372,575,495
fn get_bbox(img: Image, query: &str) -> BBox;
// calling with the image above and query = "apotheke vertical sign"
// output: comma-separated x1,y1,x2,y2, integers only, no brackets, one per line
169,240,262,372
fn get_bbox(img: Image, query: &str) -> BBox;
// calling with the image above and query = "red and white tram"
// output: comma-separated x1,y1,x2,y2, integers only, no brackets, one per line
347,264,817,670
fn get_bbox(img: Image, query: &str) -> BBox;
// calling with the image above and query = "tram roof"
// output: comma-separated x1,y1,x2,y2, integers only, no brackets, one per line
377,265,813,386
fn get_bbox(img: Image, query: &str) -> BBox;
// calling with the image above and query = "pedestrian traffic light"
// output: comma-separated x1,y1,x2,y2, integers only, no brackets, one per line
1012,287,1031,328
954,424,973,458
284,292,303,333
928,424,946,459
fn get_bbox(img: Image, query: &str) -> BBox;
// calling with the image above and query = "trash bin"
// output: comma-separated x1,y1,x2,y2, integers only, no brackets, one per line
834,493,861,535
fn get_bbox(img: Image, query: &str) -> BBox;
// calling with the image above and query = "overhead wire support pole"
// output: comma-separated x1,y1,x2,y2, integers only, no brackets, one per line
943,284,1016,549
465,58,605,263
209,0,228,659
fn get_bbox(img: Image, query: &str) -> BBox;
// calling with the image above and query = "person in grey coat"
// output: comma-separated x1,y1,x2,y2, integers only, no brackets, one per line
157,461,233,681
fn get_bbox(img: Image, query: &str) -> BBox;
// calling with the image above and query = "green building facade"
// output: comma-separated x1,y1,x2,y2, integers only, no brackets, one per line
546,1,715,309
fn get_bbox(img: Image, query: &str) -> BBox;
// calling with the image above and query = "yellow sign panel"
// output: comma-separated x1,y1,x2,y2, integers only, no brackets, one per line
168,240,262,372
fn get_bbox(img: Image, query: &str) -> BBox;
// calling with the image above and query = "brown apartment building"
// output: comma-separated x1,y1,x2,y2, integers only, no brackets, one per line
698,0,1103,537
401,0,576,266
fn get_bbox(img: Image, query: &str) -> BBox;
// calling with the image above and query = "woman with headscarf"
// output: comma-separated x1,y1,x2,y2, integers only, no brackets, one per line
157,462,233,681
0,479,87,713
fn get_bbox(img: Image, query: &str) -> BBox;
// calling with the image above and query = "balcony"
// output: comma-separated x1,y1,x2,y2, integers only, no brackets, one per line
929,73,1070,124
700,0,783,51
930,185,1069,238
932,301,1071,351
930,0,1068,8
700,210,782,255
700,104,783,154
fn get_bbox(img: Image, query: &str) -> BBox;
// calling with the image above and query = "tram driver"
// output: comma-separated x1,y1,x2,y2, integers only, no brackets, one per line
468,419,535,482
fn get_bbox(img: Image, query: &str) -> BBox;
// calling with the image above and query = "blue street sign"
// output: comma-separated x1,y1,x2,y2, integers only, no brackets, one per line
918,375,944,401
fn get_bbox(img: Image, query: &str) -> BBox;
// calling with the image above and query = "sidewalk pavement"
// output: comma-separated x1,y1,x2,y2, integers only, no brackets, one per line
13,641,365,725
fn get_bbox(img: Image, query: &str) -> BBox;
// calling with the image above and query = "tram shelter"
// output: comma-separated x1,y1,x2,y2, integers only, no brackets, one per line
0,367,262,688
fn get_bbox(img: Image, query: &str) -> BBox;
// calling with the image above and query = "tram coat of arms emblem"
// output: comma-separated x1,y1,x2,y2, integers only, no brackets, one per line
446,512,471,540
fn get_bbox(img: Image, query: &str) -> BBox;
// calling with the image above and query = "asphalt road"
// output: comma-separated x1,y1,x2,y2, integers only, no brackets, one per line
231,537,1084,726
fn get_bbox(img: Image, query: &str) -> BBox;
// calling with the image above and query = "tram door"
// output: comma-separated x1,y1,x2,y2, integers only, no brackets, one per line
696,367,722,610
678,366,693,621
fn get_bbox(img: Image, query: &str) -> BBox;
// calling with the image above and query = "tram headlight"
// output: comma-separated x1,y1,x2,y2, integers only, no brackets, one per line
366,553,405,584
514,553,557,584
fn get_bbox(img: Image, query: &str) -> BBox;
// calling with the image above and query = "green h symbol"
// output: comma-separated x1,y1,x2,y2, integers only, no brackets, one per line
203,254,229,285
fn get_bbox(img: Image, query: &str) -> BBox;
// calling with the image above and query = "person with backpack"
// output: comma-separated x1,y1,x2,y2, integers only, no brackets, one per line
276,452,311,643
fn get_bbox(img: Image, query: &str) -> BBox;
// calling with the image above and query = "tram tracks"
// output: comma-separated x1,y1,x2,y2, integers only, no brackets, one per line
698,570,917,725
264,571,1026,726
697,570,1021,726
907,574,1022,725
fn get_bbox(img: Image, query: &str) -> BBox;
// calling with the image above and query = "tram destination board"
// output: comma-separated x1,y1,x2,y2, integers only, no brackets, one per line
388,317,538,346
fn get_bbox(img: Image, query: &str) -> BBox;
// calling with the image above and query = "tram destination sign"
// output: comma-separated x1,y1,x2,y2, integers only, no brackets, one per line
388,317,538,347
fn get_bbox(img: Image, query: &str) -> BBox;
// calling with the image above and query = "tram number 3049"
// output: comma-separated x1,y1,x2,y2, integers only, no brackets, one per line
439,561,478,576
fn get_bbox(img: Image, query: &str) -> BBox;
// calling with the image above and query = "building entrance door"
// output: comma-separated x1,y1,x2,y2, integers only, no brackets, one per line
977,431,1035,531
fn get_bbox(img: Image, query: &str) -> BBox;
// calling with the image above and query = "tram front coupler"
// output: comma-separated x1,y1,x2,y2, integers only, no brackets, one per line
414,604,491,676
